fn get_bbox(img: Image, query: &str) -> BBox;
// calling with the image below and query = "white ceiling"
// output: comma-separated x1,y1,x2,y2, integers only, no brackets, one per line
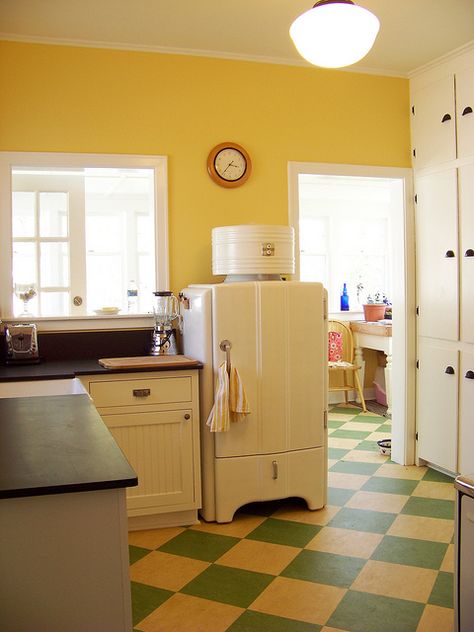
1,0,474,76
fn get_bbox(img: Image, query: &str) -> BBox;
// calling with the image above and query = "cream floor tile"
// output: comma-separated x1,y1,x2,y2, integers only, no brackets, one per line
190,514,266,538
412,481,456,501
340,421,384,432
135,593,244,632
328,471,370,490
366,431,395,442
250,576,346,626
328,459,338,468
440,543,455,572
129,551,209,592
416,604,455,632
328,413,359,422
388,514,454,543
346,490,409,514
272,504,340,526
374,463,428,480
306,526,383,558
328,437,362,450
342,450,389,464
128,526,185,550
215,538,300,575
351,560,437,603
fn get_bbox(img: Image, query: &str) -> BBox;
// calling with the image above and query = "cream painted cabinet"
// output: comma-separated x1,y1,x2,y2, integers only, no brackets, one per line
459,163,474,344
411,67,474,169
459,350,474,475
80,369,201,529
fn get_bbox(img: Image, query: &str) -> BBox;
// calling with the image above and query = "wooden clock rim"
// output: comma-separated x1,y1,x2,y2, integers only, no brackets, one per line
207,141,252,188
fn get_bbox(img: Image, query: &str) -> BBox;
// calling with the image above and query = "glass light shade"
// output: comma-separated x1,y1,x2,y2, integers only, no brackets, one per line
289,1,380,68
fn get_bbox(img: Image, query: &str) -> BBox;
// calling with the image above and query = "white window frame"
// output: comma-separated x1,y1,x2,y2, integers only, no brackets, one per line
0,152,168,330
288,161,415,467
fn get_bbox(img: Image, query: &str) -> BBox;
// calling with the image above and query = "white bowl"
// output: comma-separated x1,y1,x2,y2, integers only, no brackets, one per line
94,307,121,315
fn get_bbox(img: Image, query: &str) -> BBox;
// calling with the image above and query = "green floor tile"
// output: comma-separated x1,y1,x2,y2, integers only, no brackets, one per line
401,497,455,520
377,424,392,433
328,419,347,429
181,564,273,608
372,535,448,569
281,549,366,587
328,406,361,415
328,507,396,534
422,468,456,484
229,610,321,631
428,571,454,608
353,440,379,452
330,460,382,476
362,476,419,496
158,529,239,562
129,545,151,565
329,429,371,440
328,487,356,506
351,414,385,424
328,447,350,460
327,590,424,632
130,581,172,626
246,517,320,548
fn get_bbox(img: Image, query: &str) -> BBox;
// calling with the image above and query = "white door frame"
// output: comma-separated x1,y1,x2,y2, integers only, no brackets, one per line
288,161,416,465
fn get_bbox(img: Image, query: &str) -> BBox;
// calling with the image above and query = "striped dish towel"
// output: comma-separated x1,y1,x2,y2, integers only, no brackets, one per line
206,362,250,432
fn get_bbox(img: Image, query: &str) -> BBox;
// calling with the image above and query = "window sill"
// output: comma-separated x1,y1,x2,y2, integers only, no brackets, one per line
2,314,155,332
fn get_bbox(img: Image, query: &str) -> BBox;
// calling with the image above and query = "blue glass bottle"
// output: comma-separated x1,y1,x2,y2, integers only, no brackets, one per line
340,283,349,311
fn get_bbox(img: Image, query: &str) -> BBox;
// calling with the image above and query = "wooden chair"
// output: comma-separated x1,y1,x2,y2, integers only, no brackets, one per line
328,319,367,412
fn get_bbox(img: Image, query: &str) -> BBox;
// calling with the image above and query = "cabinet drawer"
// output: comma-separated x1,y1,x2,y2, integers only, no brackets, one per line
89,376,192,408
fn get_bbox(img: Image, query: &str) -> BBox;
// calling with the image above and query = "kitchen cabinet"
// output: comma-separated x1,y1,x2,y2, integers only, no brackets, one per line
80,369,201,529
411,67,474,169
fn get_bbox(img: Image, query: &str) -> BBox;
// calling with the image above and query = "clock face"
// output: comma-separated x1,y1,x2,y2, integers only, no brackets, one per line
207,142,252,188
214,148,247,182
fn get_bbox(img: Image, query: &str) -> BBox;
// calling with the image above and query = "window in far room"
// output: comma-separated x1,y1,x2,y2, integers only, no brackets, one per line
0,153,168,321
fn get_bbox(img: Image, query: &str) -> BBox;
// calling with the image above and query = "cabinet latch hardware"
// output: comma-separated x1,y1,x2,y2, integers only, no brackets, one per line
445,250,455,258
184,413,191,420
272,460,278,480
441,113,452,123
414,193,418,204
133,388,151,397
323,410,328,429
465,249,474,258
465,370,474,380
445,366,455,375
261,242,275,257
416,360,419,369
415,432,418,441
416,306,419,316
411,105,415,115
462,106,473,116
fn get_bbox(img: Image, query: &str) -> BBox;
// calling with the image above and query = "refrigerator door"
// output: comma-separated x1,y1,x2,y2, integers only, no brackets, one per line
212,281,326,458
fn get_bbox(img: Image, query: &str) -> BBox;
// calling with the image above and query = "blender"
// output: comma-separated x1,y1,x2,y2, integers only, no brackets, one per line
150,291,179,355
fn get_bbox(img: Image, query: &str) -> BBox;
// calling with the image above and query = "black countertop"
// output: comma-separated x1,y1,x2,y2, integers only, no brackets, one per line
0,358,202,382
0,394,138,499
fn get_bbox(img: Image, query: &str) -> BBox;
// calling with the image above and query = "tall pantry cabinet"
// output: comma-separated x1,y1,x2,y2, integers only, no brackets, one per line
411,46,474,475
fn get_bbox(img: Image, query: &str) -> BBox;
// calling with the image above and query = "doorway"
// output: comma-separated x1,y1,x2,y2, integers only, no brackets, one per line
288,162,415,465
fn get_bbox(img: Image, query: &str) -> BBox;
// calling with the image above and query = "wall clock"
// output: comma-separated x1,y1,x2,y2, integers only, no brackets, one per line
207,142,252,188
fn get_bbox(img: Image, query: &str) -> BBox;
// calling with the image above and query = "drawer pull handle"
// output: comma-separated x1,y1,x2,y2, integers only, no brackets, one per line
465,370,474,380
441,113,452,123
133,388,151,397
462,106,473,116
445,366,455,375
272,460,278,480
445,250,455,258
184,413,191,420
465,249,474,257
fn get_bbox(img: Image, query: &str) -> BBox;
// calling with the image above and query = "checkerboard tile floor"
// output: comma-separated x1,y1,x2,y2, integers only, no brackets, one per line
128,403,455,631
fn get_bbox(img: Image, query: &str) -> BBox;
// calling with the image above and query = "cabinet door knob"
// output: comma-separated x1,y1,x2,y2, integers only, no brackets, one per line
133,388,151,397
184,413,191,420
445,366,455,375
272,460,279,480
441,113,452,123
462,106,473,116
465,249,474,257
465,370,474,380
445,250,455,258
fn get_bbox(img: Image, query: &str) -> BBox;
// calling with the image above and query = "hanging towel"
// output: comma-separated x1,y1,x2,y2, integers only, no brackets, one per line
206,362,250,432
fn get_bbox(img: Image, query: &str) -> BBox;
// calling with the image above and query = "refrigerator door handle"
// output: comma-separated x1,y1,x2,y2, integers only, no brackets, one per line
219,339,232,373
272,460,279,480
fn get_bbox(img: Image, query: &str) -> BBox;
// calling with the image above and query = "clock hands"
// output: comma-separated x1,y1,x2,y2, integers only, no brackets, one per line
222,161,239,175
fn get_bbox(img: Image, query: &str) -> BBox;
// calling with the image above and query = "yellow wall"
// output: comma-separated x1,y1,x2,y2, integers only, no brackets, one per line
0,41,411,293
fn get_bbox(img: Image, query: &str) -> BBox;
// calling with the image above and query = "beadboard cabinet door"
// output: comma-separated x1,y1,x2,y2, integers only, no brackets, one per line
459,162,474,344
459,350,474,475
456,66,474,159
415,168,459,341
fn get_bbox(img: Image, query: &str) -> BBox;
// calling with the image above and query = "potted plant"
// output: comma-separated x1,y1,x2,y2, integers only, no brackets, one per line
363,292,390,322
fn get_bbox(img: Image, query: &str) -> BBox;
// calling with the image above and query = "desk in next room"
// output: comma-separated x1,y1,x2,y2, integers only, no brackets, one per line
350,321,393,415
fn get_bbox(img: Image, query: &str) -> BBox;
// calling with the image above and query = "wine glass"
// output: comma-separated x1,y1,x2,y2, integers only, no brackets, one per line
14,282,38,316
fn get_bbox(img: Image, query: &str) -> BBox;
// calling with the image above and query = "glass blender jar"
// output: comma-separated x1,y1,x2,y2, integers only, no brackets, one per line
150,291,179,355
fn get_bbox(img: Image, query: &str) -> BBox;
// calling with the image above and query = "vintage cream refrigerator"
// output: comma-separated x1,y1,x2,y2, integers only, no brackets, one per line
181,278,328,523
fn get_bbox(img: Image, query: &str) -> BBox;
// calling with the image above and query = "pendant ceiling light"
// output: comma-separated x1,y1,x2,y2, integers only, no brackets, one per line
290,0,380,69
